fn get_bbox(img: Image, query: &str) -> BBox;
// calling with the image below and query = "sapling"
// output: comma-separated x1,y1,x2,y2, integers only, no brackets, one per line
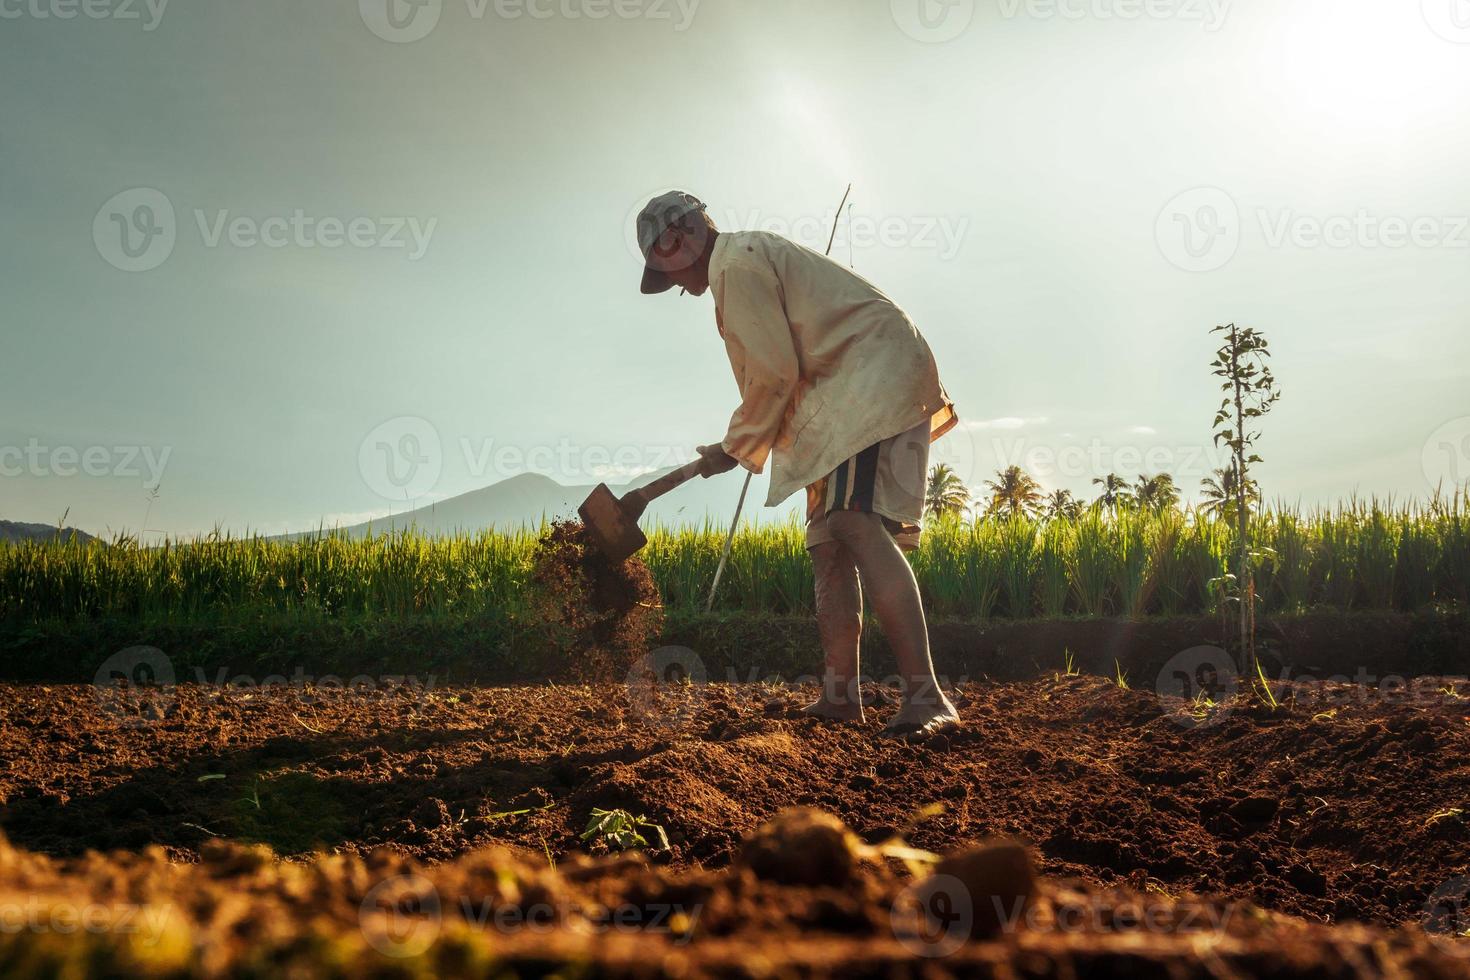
1210,323,1282,688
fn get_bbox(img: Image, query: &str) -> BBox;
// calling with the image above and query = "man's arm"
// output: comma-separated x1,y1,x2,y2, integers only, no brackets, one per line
716,259,800,474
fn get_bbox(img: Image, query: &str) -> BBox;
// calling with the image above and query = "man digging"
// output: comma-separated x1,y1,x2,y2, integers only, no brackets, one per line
634,191,962,738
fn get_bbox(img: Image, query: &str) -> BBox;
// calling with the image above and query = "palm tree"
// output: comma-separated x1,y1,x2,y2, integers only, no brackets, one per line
1043,488,1083,521
1198,465,1260,522
1133,473,1181,512
924,464,971,520
1092,473,1134,511
985,466,1044,518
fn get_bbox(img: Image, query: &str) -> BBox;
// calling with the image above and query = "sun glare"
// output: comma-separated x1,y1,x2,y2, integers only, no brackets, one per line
1274,2,1457,135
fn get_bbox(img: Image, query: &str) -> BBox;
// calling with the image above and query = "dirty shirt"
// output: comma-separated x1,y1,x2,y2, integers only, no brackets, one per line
709,230,957,507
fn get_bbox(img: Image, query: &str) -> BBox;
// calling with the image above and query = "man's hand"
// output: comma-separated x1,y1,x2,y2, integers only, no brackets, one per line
696,443,740,477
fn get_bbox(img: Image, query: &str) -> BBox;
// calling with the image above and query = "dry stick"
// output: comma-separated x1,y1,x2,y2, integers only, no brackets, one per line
704,470,752,613
704,183,854,613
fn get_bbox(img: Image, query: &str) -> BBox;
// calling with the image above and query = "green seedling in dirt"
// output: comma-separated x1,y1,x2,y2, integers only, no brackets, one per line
483,803,554,822
1187,691,1218,722
1112,660,1130,690
1312,709,1338,723
1054,649,1079,681
1441,686,1465,701
1426,808,1464,827
241,779,262,811
197,774,226,783
581,808,670,852
1251,658,1280,710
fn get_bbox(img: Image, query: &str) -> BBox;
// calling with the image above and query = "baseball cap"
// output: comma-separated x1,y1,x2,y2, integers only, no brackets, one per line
636,190,707,294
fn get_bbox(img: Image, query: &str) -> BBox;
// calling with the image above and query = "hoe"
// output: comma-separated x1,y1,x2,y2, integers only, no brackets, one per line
577,458,719,564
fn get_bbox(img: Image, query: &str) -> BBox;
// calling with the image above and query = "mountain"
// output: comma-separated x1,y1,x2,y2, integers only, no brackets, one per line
284,467,803,540
0,520,98,545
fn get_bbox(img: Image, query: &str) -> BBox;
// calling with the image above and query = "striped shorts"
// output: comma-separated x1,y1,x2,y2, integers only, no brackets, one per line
804,419,930,552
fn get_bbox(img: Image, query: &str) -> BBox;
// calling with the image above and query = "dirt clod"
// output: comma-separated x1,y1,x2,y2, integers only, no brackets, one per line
739,808,861,888
526,520,663,682
930,841,1038,939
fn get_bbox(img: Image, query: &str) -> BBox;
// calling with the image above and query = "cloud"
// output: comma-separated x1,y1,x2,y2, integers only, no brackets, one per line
959,416,1050,431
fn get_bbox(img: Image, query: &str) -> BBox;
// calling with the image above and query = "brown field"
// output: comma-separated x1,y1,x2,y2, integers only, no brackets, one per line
3,675,1470,975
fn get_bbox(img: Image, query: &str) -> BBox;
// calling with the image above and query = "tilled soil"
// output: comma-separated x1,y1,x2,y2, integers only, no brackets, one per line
2,810,1468,979
3,675,1469,936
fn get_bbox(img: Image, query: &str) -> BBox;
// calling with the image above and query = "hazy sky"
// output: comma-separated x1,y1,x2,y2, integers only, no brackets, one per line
4,0,1469,538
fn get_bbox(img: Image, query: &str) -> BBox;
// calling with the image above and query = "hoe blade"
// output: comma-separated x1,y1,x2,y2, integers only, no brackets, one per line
577,483,647,564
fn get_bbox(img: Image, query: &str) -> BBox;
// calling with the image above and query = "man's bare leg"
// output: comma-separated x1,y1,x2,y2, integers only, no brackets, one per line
826,510,960,734
802,540,865,722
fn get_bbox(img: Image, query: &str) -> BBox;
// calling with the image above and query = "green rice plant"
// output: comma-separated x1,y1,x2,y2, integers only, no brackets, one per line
1112,660,1130,689
1068,508,1118,616
1251,656,1280,710
996,516,1040,618
1150,510,1188,615
1113,508,1159,617
1179,515,1232,614
912,516,1001,619
1394,507,1441,611
1061,648,1078,678
1355,500,1400,611
1258,509,1314,613
1314,505,1362,610
1036,519,1073,617
1,497,1464,626
645,520,723,611
1434,490,1470,607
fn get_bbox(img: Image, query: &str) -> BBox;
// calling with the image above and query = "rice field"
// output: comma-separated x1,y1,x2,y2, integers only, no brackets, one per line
1,495,1465,625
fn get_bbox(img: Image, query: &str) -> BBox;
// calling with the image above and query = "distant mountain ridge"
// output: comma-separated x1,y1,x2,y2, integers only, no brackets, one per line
0,520,97,545
1,470,802,545
280,467,802,540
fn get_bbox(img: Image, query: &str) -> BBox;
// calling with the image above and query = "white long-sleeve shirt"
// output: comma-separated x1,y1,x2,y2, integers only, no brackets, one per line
710,230,957,507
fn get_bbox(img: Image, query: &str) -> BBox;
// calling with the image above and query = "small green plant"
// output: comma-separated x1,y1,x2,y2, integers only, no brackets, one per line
1187,690,1218,722
241,779,262,811
1055,648,1079,681
1210,322,1282,685
1251,657,1280,710
581,808,670,852
1113,660,1130,690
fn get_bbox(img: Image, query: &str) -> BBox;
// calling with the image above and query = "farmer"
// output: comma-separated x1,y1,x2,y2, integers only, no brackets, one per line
634,190,962,737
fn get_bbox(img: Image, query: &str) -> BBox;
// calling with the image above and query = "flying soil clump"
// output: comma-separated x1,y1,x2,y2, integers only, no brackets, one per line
526,520,663,682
